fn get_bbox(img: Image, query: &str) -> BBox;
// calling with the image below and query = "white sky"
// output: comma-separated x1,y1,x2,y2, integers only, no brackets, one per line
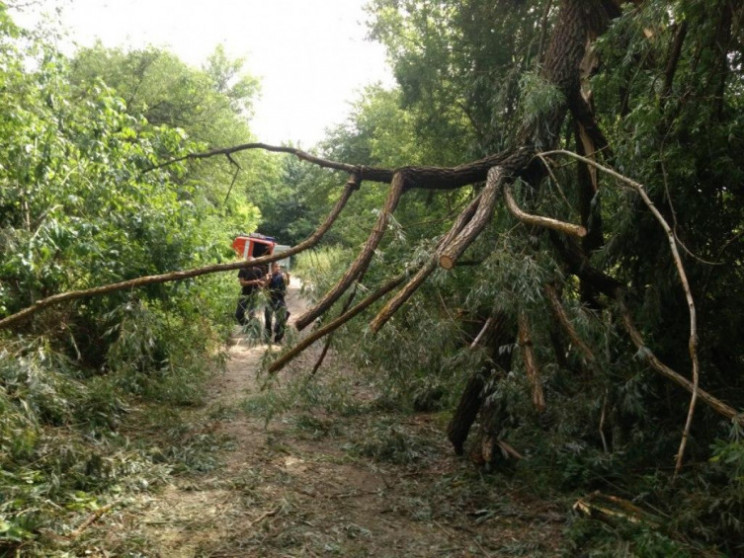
11,0,394,146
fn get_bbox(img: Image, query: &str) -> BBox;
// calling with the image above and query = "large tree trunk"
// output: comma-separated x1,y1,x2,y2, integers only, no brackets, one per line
446,313,516,459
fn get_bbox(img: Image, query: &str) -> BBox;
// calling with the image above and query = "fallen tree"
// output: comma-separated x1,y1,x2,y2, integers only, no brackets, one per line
4,0,743,481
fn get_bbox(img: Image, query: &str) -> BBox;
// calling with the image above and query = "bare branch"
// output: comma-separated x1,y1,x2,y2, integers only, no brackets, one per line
222,159,241,206
152,142,535,191
504,184,587,238
268,273,407,374
470,317,494,349
148,142,384,179
296,172,405,330
618,300,739,422
0,176,360,331
541,149,701,472
369,193,482,333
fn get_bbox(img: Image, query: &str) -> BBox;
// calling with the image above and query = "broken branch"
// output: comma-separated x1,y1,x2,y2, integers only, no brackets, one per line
369,192,483,333
439,166,506,270
504,184,587,238
541,149,700,472
296,172,406,330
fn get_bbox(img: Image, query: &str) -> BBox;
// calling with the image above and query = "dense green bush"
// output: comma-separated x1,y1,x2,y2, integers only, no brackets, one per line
0,6,254,552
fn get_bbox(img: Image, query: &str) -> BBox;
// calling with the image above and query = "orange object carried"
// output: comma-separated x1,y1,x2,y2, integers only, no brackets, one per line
232,233,276,260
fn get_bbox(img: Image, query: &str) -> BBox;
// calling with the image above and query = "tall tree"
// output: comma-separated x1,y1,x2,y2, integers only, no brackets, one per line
68,43,277,227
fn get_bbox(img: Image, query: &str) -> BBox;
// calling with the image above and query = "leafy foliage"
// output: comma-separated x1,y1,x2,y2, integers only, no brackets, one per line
2,0,744,555
293,0,744,554
0,6,254,552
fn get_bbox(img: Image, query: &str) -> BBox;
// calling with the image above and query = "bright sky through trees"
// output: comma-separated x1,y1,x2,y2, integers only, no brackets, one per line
12,0,393,146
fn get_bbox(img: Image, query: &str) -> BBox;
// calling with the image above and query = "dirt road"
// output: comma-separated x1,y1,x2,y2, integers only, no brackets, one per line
94,278,565,557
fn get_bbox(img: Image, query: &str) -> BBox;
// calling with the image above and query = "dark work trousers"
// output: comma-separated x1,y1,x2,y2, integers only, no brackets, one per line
264,299,289,342
235,294,259,326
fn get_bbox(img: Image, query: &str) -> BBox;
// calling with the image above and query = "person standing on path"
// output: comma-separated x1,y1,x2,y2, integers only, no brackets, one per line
235,257,266,328
264,262,290,343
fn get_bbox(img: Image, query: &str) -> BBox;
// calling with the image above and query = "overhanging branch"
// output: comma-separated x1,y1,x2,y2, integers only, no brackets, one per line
541,149,701,472
151,141,535,191
369,192,483,333
439,166,506,270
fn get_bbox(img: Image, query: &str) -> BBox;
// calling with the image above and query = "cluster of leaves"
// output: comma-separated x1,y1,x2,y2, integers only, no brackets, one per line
0,339,170,549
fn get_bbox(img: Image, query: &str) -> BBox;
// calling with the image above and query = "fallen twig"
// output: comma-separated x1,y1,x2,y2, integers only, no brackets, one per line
67,501,121,539
248,506,280,528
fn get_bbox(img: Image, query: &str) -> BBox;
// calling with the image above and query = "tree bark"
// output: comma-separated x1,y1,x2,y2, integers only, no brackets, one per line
446,313,516,459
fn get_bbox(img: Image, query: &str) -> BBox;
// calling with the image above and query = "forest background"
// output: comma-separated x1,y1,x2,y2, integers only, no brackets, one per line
1,0,743,556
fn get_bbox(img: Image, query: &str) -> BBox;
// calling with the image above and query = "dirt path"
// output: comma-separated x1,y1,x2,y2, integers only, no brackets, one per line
93,279,565,557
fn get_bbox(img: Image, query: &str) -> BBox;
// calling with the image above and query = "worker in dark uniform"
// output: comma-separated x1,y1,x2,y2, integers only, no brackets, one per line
264,262,290,343
235,257,265,327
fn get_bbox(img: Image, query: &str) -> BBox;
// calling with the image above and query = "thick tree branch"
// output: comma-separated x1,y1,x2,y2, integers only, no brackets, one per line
439,166,506,270
549,232,624,299
0,176,360,331
369,193,483,333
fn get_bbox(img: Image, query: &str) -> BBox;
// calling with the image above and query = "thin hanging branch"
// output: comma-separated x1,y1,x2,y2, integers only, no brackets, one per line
150,141,535,192
268,273,407,374
295,172,406,330
222,154,242,206
0,175,360,331
544,283,596,363
470,317,494,349
541,149,700,473
503,183,587,238
148,142,392,183
518,311,546,412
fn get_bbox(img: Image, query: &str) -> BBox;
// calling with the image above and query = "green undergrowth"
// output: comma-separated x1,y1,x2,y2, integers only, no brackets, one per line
0,313,227,555
253,363,729,556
